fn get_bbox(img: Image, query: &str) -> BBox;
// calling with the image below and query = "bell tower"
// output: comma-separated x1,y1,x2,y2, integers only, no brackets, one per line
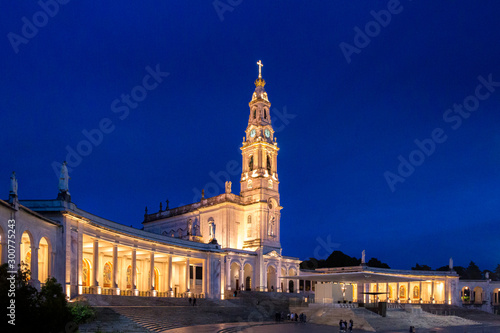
241,61,281,253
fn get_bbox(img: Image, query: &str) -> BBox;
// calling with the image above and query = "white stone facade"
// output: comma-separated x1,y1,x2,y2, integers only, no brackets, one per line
0,68,301,299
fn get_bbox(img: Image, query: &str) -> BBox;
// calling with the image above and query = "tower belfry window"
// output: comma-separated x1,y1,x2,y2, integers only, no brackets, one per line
253,109,256,119
249,156,254,170
267,155,271,172
264,109,267,119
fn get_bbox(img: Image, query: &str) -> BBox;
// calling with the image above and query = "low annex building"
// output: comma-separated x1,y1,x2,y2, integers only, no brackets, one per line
0,62,301,299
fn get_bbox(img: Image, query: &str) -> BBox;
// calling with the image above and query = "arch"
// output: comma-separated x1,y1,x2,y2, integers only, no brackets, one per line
38,237,51,284
153,267,160,291
267,265,277,292
266,155,271,172
82,259,92,287
103,261,113,288
230,261,241,290
389,285,394,299
20,231,33,278
253,109,256,119
244,263,253,291
399,285,406,299
264,109,267,119
473,286,483,304
493,288,500,305
413,285,420,299
461,286,471,303
249,155,254,170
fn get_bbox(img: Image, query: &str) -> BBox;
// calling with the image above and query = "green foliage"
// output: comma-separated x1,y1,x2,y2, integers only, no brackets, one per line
412,263,432,271
70,302,95,324
0,263,80,332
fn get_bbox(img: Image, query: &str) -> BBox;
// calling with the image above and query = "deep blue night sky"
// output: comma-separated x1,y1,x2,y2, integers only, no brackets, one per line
1,1,499,270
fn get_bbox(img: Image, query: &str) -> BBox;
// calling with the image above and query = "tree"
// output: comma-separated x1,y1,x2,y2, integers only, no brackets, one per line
466,261,482,280
367,257,390,269
494,264,500,281
436,265,451,272
325,251,361,267
0,263,76,332
412,263,432,271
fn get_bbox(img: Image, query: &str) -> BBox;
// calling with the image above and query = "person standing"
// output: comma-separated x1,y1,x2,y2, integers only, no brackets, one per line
349,319,353,332
193,297,196,306
188,297,192,305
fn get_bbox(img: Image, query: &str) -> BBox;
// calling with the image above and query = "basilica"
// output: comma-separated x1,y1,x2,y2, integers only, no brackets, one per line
2,63,498,313
0,62,302,300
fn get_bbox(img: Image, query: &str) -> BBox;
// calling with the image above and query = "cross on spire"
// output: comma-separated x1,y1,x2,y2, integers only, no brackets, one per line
257,60,263,79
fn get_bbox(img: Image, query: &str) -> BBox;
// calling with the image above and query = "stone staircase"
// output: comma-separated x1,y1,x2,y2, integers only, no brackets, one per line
77,293,290,332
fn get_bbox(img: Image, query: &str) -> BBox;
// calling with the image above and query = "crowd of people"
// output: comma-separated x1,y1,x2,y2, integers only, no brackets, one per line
274,311,307,323
339,319,354,332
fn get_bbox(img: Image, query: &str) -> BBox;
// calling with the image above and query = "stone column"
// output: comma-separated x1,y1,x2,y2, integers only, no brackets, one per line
407,282,411,303
386,283,389,302
226,257,231,290
92,239,99,289
239,266,244,291
113,244,118,293
376,283,379,302
431,280,435,303
396,282,400,303
30,245,39,288
0,238,5,264
150,252,155,294
202,258,206,296
167,254,172,296
77,232,83,294
419,281,423,303
131,249,137,292
50,251,56,282
185,257,190,294
444,279,448,304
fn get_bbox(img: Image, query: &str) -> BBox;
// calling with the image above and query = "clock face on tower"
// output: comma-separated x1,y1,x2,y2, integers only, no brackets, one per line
250,129,256,137
265,129,270,138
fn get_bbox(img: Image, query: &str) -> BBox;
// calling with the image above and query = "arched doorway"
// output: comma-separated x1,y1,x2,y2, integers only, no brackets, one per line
230,262,241,290
473,286,483,304
244,263,253,291
461,286,471,303
289,280,294,293
38,237,51,284
153,267,160,291
399,285,407,301
103,262,112,288
21,231,33,280
82,259,91,287
267,265,277,292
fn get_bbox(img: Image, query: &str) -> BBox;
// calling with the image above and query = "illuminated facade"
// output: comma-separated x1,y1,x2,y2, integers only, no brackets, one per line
0,63,301,299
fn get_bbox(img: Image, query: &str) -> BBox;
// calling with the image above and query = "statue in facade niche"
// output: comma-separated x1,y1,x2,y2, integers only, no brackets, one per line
268,215,275,237
187,219,193,235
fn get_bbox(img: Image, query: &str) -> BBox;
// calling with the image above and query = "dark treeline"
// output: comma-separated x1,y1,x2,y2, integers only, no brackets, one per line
301,251,500,281
300,250,390,270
